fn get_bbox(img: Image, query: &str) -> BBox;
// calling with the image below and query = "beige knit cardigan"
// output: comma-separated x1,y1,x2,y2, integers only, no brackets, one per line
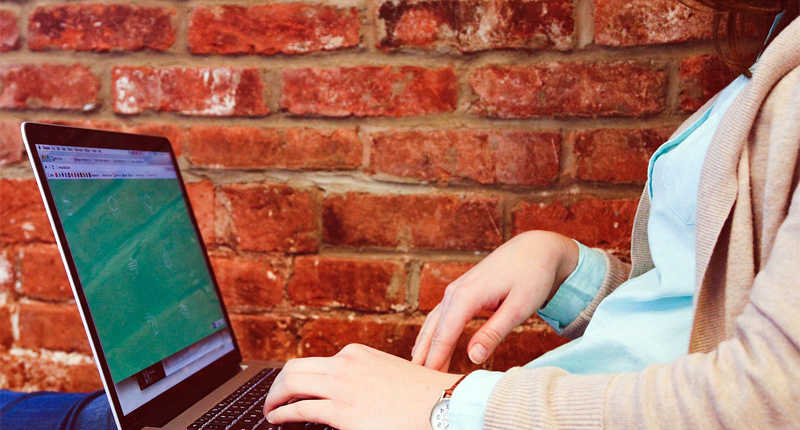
483,18,800,430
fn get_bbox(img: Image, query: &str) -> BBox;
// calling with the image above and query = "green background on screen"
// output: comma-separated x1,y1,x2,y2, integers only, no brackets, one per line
49,178,225,383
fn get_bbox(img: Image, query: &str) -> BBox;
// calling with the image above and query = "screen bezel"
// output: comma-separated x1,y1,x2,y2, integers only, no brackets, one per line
21,122,243,430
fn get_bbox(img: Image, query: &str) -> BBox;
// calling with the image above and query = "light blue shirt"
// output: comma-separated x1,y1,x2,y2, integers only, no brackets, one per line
449,73,752,430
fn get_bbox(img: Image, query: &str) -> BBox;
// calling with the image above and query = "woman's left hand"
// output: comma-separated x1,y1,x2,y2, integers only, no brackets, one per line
262,343,463,430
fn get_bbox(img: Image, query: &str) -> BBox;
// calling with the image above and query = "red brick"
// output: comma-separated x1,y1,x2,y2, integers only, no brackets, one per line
491,325,567,371
418,261,475,312
187,126,363,170
378,2,453,50
21,245,71,301
18,301,90,354
211,255,284,309
113,66,268,116
512,198,638,253
459,0,573,52
470,62,666,118
230,314,298,361
185,181,216,246
0,179,54,244
0,64,99,111
28,4,175,52
0,120,24,165
680,55,739,112
189,5,360,55
0,353,101,392
288,256,405,312
187,126,283,168
594,0,713,47
60,361,102,392
368,130,560,186
0,306,12,350
281,66,457,117
369,130,490,183
222,183,318,253
324,193,503,251
378,0,574,52
495,131,563,185
284,128,362,170
0,10,19,52
574,128,673,183
301,316,419,359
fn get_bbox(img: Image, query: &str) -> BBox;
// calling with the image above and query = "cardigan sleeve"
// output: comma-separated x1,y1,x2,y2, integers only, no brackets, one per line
482,183,800,430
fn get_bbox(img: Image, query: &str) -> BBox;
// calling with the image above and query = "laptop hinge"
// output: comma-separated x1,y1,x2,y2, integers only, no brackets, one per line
141,362,241,428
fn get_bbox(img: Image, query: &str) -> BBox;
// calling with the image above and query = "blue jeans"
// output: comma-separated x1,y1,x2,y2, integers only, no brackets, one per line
0,390,116,430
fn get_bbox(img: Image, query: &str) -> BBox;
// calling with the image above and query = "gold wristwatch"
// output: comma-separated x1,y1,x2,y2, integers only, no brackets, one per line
429,374,469,430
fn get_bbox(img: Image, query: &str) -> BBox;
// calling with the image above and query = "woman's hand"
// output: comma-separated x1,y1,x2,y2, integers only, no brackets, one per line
262,344,462,430
412,230,579,371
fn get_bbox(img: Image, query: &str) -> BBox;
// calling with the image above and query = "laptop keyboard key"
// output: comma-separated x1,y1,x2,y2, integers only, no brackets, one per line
253,420,279,430
185,368,328,430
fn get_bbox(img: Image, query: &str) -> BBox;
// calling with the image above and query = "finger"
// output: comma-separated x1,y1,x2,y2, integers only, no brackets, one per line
266,399,336,426
413,303,439,357
423,292,477,370
412,304,442,364
279,357,333,375
263,372,331,414
467,294,533,364
440,349,454,372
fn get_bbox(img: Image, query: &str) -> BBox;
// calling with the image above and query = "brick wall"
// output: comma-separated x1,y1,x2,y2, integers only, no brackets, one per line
0,0,734,392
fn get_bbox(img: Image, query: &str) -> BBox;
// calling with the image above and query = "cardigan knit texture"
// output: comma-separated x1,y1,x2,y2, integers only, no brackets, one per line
483,17,800,430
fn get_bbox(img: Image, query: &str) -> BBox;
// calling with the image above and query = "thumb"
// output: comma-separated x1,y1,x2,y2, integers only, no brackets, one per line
467,301,532,364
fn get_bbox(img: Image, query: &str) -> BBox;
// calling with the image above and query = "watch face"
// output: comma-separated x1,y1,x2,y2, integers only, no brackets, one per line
430,398,450,430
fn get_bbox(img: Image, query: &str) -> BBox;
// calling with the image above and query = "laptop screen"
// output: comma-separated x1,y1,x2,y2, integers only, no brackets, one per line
36,143,236,415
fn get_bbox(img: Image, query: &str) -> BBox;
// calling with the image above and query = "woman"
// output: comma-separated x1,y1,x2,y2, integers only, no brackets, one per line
263,1,800,429
3,1,799,429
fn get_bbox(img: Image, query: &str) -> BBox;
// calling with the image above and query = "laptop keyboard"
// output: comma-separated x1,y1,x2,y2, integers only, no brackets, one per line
187,368,335,430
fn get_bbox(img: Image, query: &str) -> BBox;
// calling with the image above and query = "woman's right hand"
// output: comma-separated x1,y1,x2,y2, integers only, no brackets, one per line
411,230,580,371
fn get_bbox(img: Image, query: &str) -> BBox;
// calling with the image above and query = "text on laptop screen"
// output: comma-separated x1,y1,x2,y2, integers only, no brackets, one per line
36,143,234,414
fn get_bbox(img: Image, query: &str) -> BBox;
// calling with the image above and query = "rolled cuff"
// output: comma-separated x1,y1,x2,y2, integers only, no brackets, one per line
538,241,607,334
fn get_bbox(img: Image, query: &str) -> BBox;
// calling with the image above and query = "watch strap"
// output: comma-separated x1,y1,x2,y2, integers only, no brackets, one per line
443,374,470,399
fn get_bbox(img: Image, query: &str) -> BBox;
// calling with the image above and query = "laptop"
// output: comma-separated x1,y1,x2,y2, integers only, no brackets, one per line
21,122,329,430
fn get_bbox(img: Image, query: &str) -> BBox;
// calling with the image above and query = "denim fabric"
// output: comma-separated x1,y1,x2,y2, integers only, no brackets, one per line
0,390,116,430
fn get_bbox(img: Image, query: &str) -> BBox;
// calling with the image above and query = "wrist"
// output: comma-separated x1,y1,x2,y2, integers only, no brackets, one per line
427,373,467,430
555,236,580,288
521,231,579,302
419,373,467,430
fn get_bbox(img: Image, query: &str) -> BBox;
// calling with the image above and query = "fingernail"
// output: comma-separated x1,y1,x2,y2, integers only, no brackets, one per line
266,411,274,422
469,344,488,364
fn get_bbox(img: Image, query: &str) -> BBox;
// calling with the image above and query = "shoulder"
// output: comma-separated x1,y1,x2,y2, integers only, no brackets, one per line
769,64,800,100
758,64,800,126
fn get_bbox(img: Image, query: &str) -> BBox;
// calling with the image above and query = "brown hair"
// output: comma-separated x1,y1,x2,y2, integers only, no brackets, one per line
683,0,799,75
